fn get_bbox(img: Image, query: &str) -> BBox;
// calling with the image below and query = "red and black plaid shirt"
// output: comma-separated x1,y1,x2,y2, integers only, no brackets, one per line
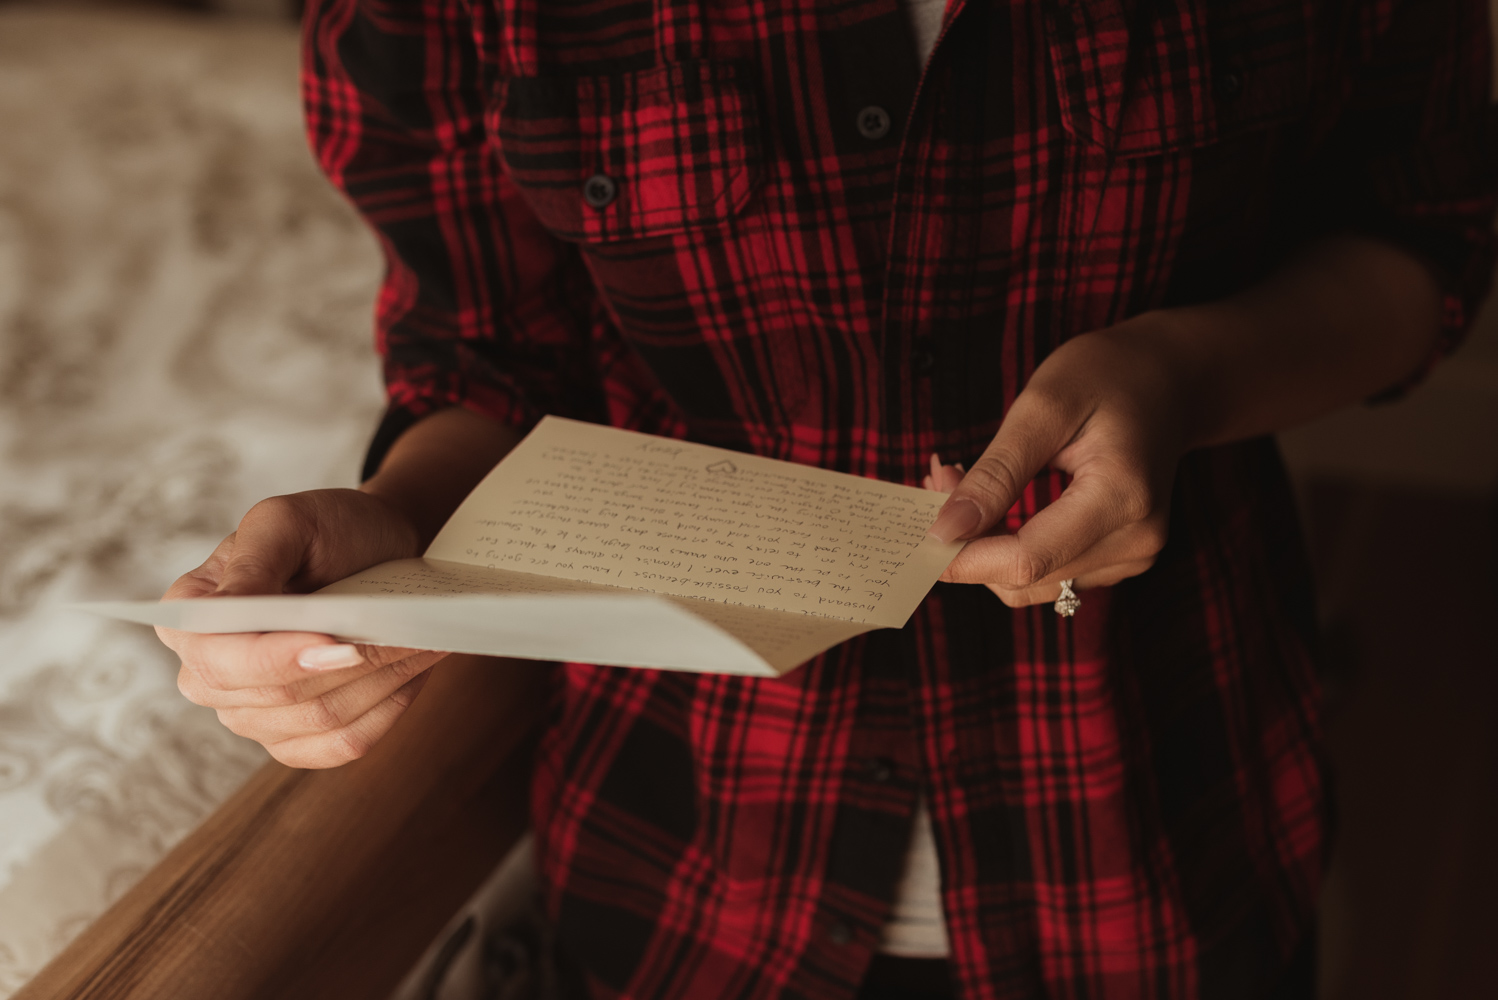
304,0,1495,996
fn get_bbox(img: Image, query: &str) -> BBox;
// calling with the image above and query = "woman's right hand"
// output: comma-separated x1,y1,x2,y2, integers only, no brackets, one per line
157,488,449,769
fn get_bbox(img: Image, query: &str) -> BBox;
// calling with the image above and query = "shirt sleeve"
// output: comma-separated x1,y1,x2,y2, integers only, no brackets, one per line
1304,0,1498,395
302,0,609,475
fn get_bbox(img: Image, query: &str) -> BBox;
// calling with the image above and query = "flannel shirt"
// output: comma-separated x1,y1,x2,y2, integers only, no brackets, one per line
303,0,1497,996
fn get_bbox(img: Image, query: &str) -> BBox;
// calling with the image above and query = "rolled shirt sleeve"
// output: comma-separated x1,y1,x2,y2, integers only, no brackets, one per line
302,0,610,474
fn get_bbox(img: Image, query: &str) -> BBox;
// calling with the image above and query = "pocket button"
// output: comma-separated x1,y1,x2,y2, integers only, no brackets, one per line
1215,71,1243,102
583,174,617,209
857,105,892,140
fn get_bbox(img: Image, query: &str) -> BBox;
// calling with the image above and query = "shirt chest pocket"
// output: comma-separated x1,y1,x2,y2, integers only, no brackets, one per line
1043,0,1309,159
494,60,763,243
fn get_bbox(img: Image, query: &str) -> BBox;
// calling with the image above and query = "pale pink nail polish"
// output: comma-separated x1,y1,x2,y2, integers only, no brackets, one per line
927,498,983,544
297,644,363,671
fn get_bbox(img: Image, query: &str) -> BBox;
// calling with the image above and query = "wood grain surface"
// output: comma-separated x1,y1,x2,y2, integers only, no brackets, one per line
13,655,549,1000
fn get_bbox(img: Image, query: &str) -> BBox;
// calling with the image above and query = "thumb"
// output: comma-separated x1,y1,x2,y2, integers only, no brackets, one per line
927,393,1075,544
213,497,314,597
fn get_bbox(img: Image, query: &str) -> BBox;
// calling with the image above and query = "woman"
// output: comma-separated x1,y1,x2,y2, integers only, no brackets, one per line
160,0,1495,997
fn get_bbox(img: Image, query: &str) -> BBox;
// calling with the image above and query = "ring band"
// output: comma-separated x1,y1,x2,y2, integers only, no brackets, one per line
1054,578,1080,618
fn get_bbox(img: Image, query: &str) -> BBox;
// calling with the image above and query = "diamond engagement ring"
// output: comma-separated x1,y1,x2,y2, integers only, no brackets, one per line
1054,578,1081,618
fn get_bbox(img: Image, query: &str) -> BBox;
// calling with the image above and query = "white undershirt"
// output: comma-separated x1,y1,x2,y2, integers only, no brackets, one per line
879,795,951,956
877,0,953,961
904,0,948,68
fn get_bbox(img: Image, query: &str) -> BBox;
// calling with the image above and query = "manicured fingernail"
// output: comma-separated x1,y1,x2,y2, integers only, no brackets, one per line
297,644,363,671
927,498,983,544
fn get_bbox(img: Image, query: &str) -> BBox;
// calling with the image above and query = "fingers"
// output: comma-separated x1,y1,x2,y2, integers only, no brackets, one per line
940,494,1165,608
162,534,239,602
157,534,240,654
163,495,324,604
212,496,316,597
920,331,1185,603
941,467,1165,590
982,559,1156,609
156,496,319,656
173,631,370,693
156,487,441,769
927,392,1081,543
210,649,444,744
186,643,448,770
923,454,965,494
176,636,430,700
931,445,1167,607
264,671,434,770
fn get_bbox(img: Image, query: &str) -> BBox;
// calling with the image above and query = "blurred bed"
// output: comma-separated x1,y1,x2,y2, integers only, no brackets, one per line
0,5,383,993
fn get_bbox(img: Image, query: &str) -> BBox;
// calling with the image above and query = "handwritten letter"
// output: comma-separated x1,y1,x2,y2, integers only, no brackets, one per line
82,418,962,675
425,417,958,629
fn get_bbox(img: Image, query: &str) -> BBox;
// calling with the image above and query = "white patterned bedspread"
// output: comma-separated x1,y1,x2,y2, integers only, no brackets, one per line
0,7,384,993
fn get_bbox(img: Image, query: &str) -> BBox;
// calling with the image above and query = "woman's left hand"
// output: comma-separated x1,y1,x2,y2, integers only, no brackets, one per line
923,316,1196,609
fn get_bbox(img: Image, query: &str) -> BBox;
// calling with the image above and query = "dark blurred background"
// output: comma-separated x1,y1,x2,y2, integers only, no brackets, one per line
0,1,1493,997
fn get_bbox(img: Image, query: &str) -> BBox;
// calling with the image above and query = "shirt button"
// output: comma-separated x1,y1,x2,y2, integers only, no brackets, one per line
826,920,854,945
1215,71,1243,102
867,757,897,783
856,105,892,140
911,347,936,376
583,173,617,209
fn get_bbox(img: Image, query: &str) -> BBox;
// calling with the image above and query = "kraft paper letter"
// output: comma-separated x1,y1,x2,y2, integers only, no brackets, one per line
80,417,964,676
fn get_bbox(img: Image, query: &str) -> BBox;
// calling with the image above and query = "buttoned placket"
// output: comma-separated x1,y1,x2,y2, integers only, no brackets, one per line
796,1,973,968
876,0,974,473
